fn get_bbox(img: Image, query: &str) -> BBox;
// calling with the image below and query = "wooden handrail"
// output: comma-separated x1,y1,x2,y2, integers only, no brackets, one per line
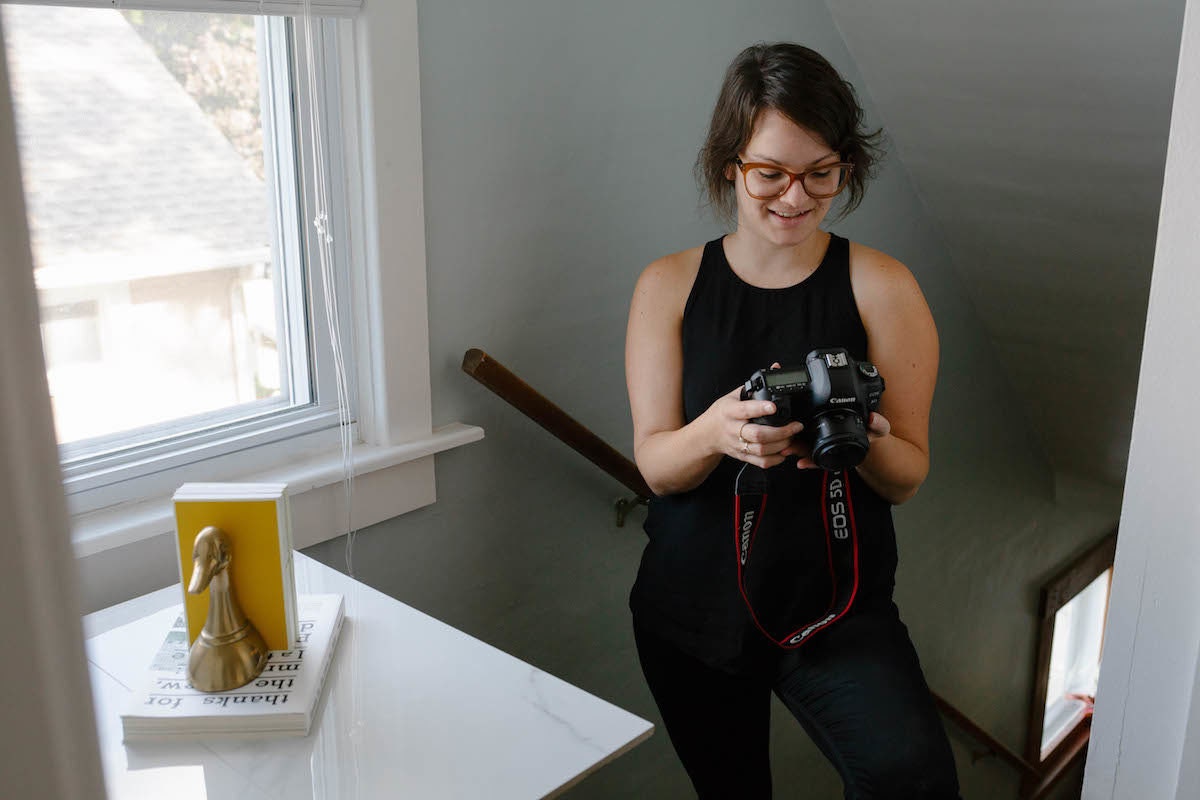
462,346,1058,790
461,348,652,499
932,692,1040,779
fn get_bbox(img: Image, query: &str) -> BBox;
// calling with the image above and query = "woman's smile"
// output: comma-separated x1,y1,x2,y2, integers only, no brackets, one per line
768,207,813,223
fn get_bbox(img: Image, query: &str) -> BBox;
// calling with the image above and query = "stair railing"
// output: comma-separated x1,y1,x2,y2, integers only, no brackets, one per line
461,348,649,524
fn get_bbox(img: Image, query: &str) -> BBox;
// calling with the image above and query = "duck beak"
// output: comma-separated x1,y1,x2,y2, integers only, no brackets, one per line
188,552,217,594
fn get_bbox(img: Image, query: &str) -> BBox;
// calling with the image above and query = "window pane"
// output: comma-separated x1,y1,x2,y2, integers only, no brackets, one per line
1041,567,1110,756
3,5,302,449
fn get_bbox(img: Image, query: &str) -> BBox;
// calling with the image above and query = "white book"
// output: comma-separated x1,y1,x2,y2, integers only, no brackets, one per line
119,593,344,741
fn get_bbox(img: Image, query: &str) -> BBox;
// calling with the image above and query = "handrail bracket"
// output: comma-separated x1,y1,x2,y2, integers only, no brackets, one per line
614,495,648,528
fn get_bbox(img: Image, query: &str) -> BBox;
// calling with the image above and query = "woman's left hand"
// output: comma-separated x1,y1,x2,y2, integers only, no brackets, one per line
780,434,815,468
783,410,891,469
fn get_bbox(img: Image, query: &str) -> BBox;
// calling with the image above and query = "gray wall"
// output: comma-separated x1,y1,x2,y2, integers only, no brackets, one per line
304,1,1120,796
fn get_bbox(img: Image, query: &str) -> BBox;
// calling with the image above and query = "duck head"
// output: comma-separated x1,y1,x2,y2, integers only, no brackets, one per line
188,525,231,594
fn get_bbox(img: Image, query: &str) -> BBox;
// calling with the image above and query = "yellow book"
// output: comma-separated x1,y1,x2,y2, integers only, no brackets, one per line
173,482,298,651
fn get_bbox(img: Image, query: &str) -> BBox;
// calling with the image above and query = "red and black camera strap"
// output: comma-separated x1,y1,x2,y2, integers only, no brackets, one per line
733,463,861,648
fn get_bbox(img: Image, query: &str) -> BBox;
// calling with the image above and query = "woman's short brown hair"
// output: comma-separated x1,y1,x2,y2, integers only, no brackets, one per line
697,42,884,222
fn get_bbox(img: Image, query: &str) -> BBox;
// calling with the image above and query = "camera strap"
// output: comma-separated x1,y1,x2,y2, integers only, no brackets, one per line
733,463,860,648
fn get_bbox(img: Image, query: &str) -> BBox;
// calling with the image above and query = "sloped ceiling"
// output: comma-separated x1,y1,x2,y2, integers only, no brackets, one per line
827,0,1187,486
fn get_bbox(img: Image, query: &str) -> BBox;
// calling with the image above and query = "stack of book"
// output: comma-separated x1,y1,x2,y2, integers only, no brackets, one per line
116,482,343,741
120,593,345,741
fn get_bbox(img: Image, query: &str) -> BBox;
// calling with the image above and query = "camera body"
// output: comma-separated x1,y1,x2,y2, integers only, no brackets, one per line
740,347,885,470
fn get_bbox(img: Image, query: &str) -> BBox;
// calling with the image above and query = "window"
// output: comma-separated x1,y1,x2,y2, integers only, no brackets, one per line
1040,565,1109,757
2,0,477,570
1024,531,1117,794
3,4,351,513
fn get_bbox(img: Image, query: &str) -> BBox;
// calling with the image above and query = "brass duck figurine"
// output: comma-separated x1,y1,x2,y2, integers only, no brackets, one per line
186,525,268,692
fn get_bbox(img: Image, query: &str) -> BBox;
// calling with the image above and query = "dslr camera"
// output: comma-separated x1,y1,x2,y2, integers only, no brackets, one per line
740,347,885,470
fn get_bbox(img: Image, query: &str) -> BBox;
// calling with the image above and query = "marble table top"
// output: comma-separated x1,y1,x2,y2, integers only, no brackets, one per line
84,552,653,799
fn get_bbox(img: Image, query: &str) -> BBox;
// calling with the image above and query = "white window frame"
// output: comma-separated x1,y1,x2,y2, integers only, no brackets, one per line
0,2,482,578
45,14,355,512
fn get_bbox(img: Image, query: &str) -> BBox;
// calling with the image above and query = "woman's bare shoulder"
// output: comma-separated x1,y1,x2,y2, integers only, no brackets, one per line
846,240,925,308
639,244,705,285
632,244,706,312
847,240,916,281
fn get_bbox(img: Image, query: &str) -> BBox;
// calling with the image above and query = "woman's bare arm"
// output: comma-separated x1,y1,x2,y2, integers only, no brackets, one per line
845,243,939,504
626,249,801,496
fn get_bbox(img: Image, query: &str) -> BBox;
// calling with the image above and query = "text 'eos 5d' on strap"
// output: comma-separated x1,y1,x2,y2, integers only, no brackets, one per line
733,464,860,648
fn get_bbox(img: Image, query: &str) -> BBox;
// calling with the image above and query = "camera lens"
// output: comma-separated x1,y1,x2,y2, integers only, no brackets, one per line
810,412,869,470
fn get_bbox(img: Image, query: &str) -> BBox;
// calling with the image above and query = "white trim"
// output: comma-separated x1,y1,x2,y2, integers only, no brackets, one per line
1085,0,1200,795
62,407,343,489
0,0,361,16
71,422,484,558
349,1,432,447
291,14,357,427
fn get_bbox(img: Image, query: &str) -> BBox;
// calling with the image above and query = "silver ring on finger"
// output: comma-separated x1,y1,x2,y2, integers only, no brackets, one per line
738,422,750,443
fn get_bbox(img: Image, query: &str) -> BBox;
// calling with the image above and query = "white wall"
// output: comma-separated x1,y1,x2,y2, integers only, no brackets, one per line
0,17,105,800
1085,0,1200,796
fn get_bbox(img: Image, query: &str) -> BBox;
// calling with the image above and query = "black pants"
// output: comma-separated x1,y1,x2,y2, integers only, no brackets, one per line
634,605,961,800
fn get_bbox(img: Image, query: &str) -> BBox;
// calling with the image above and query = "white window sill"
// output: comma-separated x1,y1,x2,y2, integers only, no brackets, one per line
71,422,484,558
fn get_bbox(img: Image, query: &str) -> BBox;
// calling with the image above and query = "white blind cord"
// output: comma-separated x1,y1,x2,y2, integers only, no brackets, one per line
299,2,363,789
297,0,356,578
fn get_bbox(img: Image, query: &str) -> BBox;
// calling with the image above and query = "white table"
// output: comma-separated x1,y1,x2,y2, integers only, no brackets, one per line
85,553,653,799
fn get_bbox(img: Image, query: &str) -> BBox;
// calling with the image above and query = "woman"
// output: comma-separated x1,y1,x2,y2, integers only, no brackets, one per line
625,43,961,799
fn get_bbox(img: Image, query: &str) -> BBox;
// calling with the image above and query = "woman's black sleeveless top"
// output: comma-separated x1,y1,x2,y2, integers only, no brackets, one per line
630,234,898,672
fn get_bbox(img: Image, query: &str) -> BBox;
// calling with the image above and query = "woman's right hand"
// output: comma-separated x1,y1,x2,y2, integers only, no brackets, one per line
705,385,804,469
628,250,804,493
